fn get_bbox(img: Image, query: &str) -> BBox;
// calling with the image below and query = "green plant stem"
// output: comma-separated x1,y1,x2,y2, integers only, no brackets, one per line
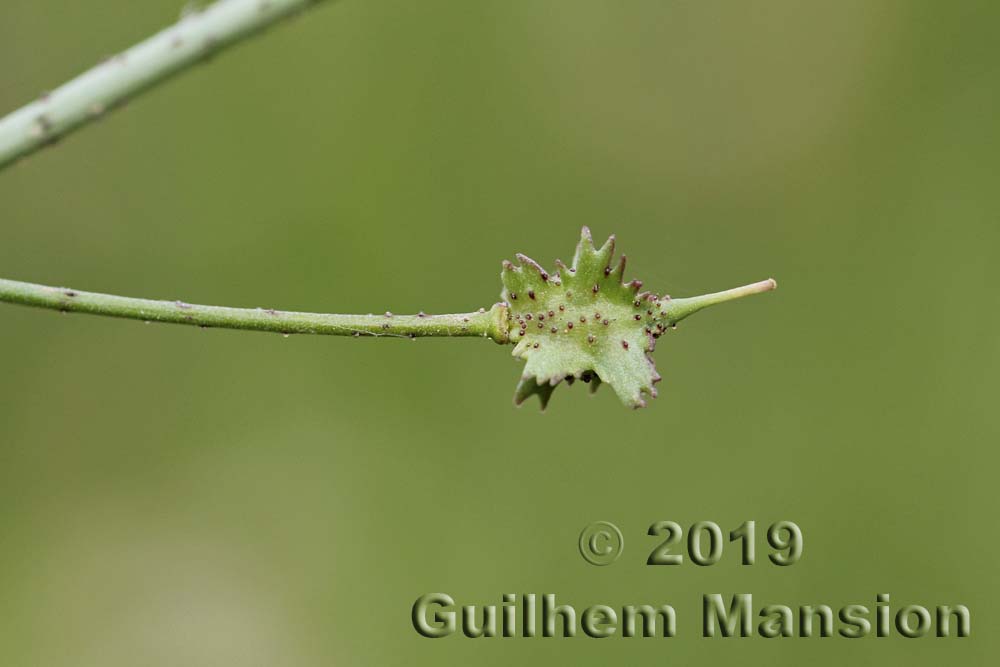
660,278,777,325
0,0,327,170
0,278,508,342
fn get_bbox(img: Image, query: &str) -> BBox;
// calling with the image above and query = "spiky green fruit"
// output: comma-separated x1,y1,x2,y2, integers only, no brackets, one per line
501,227,775,409
0,228,774,412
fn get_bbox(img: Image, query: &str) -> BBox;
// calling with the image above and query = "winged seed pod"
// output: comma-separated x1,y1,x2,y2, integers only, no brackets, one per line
0,227,776,410
502,227,775,409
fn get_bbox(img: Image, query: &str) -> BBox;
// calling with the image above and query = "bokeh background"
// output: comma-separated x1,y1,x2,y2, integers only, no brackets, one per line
1,1,997,664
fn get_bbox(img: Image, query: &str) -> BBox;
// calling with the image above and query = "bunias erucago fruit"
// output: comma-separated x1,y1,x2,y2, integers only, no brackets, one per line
0,227,775,410
501,227,776,409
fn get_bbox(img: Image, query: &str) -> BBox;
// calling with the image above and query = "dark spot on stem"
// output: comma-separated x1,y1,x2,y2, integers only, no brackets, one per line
31,114,53,138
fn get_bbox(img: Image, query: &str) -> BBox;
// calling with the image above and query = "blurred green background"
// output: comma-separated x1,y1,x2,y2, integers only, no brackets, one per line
1,0,997,664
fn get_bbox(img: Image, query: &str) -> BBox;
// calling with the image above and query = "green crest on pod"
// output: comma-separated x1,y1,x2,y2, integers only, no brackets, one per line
502,227,667,409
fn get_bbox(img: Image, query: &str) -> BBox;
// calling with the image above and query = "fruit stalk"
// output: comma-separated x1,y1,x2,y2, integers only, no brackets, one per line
0,278,506,341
